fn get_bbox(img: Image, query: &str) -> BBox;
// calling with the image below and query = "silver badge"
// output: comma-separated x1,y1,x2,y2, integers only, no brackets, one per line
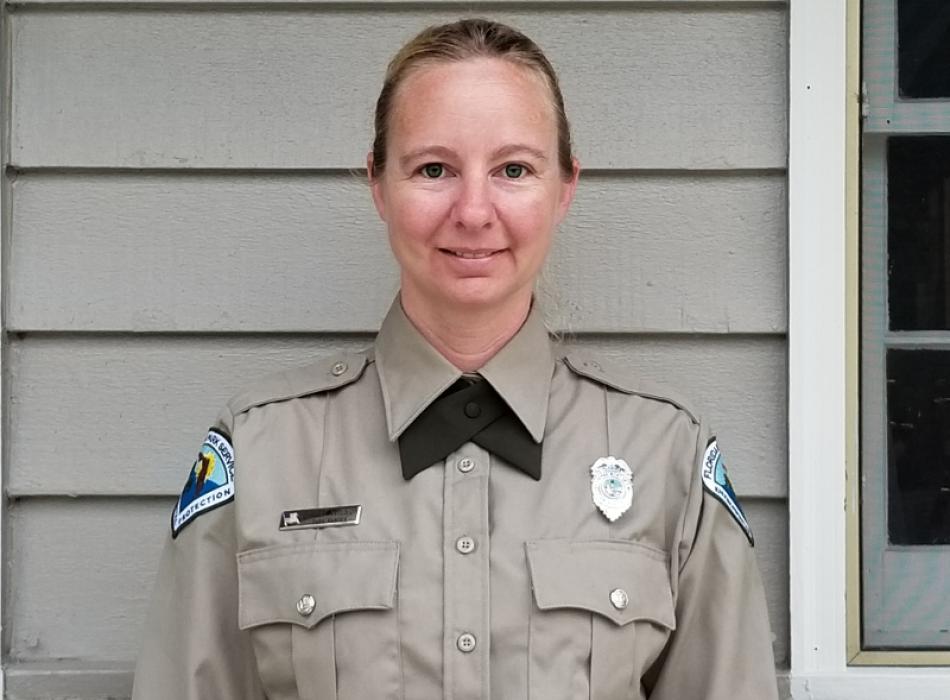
590,457,633,522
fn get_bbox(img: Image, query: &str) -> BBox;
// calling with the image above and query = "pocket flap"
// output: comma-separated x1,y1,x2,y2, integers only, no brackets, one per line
525,539,675,629
237,541,399,630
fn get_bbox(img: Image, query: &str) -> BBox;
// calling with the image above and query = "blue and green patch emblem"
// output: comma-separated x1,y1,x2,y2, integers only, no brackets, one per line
701,438,754,546
172,428,235,538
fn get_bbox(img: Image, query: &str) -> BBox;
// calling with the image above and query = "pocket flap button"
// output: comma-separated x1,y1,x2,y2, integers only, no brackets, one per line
296,593,316,617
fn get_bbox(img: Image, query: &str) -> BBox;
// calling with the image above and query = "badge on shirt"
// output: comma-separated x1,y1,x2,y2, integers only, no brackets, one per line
590,456,633,522
171,428,235,538
701,438,754,546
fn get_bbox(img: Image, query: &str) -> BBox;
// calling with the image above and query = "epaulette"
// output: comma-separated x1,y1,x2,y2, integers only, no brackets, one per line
227,351,369,416
562,351,701,426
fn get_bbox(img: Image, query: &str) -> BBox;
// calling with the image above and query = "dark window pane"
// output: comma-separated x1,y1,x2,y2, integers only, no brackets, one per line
887,349,950,545
898,0,950,98
888,137,950,330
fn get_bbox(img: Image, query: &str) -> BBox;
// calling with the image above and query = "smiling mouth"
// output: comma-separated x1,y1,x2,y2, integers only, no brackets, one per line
440,249,501,259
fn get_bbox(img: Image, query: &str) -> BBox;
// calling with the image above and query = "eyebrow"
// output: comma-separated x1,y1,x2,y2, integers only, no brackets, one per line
398,143,549,169
398,146,456,170
491,144,549,162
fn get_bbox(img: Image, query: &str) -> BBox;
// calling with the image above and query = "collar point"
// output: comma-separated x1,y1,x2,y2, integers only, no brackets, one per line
528,424,546,445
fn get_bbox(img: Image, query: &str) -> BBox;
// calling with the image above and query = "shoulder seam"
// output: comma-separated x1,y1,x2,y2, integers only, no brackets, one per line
560,352,701,425
228,351,369,416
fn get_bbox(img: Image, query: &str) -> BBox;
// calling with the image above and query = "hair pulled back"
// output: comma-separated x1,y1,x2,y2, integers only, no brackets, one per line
371,18,574,180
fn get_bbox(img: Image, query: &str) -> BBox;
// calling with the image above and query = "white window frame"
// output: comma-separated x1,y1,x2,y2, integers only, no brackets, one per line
789,0,950,696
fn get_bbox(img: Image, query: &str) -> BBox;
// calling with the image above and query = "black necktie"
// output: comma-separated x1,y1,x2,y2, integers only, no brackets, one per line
398,378,542,481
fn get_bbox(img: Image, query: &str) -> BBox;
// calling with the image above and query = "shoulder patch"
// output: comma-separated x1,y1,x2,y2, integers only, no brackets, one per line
701,438,754,546
172,428,235,538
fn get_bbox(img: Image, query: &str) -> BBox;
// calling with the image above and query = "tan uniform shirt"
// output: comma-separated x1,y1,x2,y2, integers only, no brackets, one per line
133,299,779,700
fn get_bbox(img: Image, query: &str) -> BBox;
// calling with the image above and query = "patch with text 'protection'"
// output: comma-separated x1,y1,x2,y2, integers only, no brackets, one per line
701,438,754,546
172,428,235,538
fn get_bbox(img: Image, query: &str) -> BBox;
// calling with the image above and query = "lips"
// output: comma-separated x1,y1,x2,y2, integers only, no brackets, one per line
440,248,502,259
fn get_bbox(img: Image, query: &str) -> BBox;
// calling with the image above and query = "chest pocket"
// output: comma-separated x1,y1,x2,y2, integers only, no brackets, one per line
525,540,675,700
237,541,401,700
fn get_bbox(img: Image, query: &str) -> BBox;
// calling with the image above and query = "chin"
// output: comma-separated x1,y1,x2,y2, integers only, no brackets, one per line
433,280,526,313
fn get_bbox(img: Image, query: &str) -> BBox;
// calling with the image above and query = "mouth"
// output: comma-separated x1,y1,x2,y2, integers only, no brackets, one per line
439,248,503,259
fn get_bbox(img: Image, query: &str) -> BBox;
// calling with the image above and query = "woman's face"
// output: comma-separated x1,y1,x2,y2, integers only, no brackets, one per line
370,57,579,317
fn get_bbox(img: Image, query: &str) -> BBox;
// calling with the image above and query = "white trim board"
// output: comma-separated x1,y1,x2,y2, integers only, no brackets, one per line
789,671,950,700
788,0,849,689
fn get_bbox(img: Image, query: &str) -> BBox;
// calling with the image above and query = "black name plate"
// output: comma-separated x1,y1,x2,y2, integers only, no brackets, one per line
279,505,362,530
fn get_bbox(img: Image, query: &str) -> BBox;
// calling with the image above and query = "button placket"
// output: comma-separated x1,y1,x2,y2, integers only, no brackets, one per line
443,446,490,696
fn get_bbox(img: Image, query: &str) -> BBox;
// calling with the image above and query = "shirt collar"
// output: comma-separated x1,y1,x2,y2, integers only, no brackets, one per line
374,296,555,444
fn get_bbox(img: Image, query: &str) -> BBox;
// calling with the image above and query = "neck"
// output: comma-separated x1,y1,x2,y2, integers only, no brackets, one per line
400,289,532,372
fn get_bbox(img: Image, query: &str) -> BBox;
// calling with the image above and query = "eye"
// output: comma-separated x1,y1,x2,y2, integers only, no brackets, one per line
421,163,445,178
503,163,526,179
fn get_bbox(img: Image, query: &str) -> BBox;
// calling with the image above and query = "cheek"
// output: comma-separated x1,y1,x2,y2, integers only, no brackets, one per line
387,192,450,243
499,191,560,246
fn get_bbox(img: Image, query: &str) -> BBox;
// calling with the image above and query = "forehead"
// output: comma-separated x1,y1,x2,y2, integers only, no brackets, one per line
388,57,557,151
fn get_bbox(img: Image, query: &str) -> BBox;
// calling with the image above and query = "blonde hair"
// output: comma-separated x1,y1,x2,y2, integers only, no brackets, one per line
371,18,574,179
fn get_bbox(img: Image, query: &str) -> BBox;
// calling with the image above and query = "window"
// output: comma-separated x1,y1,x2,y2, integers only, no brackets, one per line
861,0,950,655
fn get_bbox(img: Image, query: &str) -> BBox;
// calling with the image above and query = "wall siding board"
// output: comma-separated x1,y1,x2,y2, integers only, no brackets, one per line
11,8,787,170
4,0,791,695
8,333,786,497
9,0,789,5
6,497,788,669
9,172,786,333
5,662,137,700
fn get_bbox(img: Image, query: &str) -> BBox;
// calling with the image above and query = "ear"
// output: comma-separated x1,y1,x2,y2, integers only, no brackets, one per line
555,157,581,224
368,152,387,221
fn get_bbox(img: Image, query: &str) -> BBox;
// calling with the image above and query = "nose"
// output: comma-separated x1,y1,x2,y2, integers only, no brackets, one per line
453,175,495,232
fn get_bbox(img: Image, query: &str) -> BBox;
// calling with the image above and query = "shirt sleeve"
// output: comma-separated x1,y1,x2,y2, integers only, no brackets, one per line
645,422,779,700
132,408,265,700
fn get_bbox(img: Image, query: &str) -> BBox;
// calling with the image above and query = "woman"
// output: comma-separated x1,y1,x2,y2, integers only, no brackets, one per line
133,18,778,700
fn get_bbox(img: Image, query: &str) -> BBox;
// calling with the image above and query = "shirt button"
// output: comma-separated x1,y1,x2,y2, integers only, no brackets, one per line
457,457,475,473
455,536,476,555
464,402,481,418
330,361,347,377
457,632,477,653
609,588,629,610
297,593,316,617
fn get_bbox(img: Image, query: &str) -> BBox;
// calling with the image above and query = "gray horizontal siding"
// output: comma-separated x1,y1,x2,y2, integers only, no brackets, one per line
4,497,788,666
10,7,787,170
5,662,135,700
4,0,790,695
9,172,787,333
8,333,786,498
9,0,788,5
